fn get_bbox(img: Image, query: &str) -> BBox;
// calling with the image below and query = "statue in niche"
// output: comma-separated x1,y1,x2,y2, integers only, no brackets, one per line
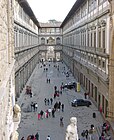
65,117,78,140
13,104,21,122
10,131,19,140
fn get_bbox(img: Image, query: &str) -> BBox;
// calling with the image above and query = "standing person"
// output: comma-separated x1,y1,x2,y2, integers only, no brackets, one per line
54,86,57,91
40,110,44,119
38,112,41,120
61,103,64,112
21,137,25,140
44,98,47,105
33,103,36,112
35,103,38,112
46,135,51,140
50,98,53,105
52,108,55,118
35,132,39,140
60,116,64,127
85,129,88,139
84,92,87,99
48,107,52,117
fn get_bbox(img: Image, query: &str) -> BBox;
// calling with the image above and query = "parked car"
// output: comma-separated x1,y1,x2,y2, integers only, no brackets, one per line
71,99,92,107
63,82,76,89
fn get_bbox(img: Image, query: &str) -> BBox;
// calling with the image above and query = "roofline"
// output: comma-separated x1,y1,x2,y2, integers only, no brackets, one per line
39,26,61,28
61,0,85,27
18,0,40,27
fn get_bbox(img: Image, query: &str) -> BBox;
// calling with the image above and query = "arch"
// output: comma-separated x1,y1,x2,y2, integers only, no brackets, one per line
41,37,45,44
56,37,61,44
47,36,55,44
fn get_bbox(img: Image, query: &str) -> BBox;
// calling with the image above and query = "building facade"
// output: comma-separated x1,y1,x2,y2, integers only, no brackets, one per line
61,0,114,119
39,20,62,62
14,0,39,98
0,0,19,139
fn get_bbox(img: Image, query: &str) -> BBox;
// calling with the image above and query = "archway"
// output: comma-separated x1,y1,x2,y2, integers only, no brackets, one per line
47,37,55,44
46,46,55,61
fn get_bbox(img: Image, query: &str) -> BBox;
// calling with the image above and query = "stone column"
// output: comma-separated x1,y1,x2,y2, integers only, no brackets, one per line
108,0,114,119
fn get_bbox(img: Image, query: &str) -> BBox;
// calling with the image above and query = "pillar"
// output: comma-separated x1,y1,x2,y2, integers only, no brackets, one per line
108,0,114,119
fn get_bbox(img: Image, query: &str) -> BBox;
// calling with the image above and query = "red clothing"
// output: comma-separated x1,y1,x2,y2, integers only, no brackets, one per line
38,113,41,120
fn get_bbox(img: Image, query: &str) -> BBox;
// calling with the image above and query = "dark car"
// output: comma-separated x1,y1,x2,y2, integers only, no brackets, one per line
63,82,76,89
71,99,92,107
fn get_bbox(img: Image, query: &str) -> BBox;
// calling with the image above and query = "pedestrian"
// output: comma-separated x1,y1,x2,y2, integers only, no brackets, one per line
60,116,64,126
33,103,36,112
38,113,41,120
48,79,50,83
48,107,52,116
21,137,25,140
52,108,55,118
46,110,49,118
27,135,31,140
54,93,56,99
60,85,62,91
85,129,88,139
40,110,44,119
61,103,64,112
46,135,51,140
84,92,87,99
50,98,53,105
54,86,57,91
35,132,39,140
44,98,47,105
35,103,38,112
31,134,35,140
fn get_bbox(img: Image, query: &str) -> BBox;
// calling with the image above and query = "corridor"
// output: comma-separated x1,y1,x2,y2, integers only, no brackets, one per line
17,61,107,140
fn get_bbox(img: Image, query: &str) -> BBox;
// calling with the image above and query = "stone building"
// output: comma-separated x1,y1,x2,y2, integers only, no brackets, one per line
0,0,114,139
39,20,62,62
14,0,40,98
0,0,19,139
61,0,114,119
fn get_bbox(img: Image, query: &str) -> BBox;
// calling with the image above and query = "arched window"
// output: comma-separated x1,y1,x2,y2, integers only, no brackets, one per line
56,37,61,44
47,37,55,44
41,38,45,44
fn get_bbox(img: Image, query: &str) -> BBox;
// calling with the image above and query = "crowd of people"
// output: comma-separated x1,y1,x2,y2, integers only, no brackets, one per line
21,62,66,140
20,61,112,140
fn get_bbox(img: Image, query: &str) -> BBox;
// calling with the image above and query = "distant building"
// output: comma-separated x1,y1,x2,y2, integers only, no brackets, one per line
39,20,62,61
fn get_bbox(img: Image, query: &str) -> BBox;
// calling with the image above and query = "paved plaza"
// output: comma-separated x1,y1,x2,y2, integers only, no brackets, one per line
17,61,112,140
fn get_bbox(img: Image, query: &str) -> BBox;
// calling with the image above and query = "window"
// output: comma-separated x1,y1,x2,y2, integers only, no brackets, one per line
94,57,96,64
91,32,93,47
103,30,105,53
41,38,45,44
88,32,89,46
98,31,101,48
91,56,93,63
94,32,96,48
98,59,101,66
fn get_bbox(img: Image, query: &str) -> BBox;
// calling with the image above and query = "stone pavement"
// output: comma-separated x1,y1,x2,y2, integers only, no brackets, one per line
17,61,113,140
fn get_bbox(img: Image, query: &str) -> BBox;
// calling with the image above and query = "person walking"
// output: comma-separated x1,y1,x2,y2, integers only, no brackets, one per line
40,110,44,119
50,98,53,105
35,103,38,112
46,135,51,140
61,103,64,112
35,132,39,140
44,98,47,105
21,137,25,140
38,113,41,120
